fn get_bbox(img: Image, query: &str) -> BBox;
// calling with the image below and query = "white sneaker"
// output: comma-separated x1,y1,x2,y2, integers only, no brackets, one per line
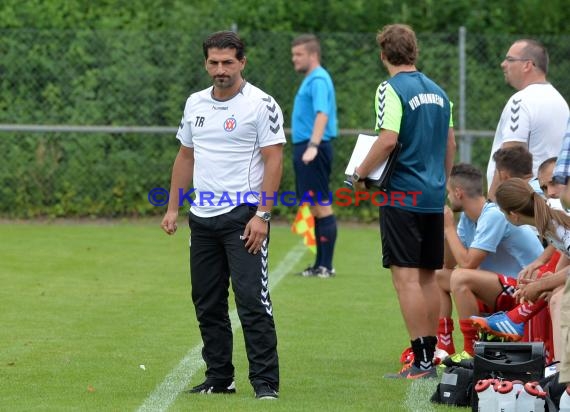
316,266,335,278
433,348,449,367
299,266,317,277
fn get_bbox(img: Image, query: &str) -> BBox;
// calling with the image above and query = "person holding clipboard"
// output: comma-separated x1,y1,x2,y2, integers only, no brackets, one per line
351,24,456,379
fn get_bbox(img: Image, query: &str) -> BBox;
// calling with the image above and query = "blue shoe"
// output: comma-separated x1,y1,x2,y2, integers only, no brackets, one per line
470,312,524,341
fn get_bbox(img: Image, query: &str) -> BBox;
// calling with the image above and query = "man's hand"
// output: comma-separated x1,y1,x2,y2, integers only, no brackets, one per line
514,278,548,305
161,211,178,235
518,262,544,283
352,179,367,192
242,216,268,254
302,146,318,164
443,205,455,229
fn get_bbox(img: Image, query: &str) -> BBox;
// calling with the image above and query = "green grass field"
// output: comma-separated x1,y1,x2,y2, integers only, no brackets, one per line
0,220,463,411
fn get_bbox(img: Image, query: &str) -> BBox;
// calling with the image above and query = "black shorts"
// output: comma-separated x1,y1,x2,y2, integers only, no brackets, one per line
379,206,444,269
293,141,333,201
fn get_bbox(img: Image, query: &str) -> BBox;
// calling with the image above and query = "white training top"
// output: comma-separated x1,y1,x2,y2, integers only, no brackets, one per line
487,83,569,190
545,200,570,257
176,82,286,217
547,223,570,258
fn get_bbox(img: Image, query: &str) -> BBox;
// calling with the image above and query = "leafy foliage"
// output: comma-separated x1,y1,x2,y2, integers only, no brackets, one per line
1,1,570,218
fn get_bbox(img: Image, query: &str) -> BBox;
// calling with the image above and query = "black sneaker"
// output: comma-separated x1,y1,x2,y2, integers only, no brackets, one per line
254,383,279,400
298,265,317,277
186,380,236,394
384,363,438,379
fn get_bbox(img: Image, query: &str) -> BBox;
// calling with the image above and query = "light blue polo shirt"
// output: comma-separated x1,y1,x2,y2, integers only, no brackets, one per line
291,66,337,144
457,202,543,278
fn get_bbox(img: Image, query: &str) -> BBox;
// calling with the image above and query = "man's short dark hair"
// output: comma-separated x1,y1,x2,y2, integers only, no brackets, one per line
538,156,557,174
203,31,245,60
450,163,483,198
291,34,321,59
493,146,532,178
517,38,549,75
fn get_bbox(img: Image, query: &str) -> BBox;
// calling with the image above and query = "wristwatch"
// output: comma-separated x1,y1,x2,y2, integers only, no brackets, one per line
307,141,319,148
352,170,364,182
255,210,272,222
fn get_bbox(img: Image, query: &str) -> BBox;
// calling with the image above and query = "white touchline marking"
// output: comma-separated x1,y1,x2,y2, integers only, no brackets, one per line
136,241,307,412
405,378,438,412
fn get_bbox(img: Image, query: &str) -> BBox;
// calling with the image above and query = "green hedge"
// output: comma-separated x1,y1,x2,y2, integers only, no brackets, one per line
2,29,569,219
0,132,493,221
0,134,176,218
0,133,367,220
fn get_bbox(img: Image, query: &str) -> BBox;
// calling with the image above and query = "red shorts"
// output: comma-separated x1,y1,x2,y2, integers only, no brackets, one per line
538,250,561,275
477,274,518,313
524,251,559,364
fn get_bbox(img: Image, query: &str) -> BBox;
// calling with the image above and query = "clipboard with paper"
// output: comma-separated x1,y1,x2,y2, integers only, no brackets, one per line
344,134,402,190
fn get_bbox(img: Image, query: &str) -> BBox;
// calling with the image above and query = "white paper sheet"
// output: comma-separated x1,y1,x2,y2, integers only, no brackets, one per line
344,134,389,180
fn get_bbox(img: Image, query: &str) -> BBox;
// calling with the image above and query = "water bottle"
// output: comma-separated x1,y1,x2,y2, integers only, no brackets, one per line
475,379,496,412
494,380,516,412
534,390,545,412
511,380,524,397
560,386,570,412
515,381,543,412
531,382,545,412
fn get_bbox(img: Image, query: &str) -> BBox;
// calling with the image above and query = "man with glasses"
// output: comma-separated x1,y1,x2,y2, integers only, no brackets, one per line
487,39,569,200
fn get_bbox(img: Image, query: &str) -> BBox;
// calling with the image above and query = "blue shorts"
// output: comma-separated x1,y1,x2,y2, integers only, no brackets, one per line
293,141,333,201
379,206,444,269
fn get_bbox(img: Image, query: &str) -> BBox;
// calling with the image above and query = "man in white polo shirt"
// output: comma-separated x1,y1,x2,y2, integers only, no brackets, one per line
487,38,568,200
161,31,285,400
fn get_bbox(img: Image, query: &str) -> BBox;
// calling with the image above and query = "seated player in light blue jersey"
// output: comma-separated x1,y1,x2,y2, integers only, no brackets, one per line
470,152,561,357
471,159,569,363
434,164,543,362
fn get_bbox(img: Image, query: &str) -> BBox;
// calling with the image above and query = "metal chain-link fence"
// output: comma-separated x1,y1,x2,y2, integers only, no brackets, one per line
2,28,569,218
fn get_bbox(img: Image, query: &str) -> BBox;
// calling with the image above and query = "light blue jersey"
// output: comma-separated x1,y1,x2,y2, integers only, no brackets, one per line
457,202,543,278
291,66,337,144
529,178,544,196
